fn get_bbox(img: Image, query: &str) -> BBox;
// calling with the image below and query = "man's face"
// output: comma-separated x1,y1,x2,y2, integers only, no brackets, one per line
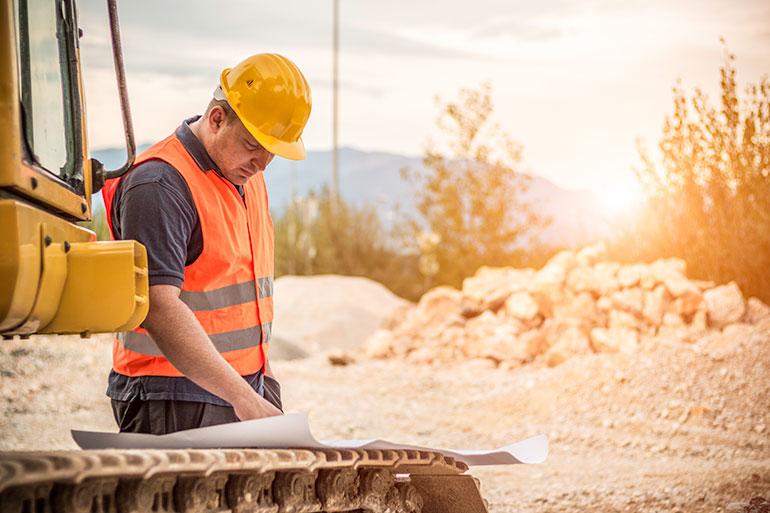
207,107,275,186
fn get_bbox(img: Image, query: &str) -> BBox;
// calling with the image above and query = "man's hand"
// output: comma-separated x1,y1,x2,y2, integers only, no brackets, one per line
231,393,282,421
143,285,281,420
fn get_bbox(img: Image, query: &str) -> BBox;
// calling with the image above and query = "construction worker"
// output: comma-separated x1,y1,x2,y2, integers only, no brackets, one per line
101,54,312,434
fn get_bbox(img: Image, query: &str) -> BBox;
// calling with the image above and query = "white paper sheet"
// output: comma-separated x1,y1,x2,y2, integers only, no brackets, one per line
71,412,547,466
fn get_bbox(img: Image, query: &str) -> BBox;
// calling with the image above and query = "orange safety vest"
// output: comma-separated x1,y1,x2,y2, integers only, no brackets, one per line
101,133,273,377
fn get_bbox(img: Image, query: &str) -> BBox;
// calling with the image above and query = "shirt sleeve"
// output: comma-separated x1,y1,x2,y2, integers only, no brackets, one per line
117,161,199,288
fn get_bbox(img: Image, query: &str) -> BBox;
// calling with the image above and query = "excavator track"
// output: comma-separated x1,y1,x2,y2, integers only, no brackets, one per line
0,449,489,513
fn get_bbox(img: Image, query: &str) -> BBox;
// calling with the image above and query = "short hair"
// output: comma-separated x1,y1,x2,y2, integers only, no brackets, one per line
204,98,236,124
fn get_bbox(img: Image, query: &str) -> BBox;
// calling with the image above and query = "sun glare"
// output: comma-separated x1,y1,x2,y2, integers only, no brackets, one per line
595,182,644,218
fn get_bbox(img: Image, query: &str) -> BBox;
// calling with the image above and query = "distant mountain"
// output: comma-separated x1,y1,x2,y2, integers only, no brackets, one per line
92,145,609,248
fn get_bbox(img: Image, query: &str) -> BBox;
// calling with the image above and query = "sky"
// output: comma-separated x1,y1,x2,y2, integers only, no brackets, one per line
77,0,770,196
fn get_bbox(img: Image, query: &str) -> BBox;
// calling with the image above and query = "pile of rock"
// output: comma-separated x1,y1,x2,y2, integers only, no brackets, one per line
365,244,770,368
273,274,410,357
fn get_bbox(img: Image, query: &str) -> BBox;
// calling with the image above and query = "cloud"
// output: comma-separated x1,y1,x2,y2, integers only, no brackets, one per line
342,26,491,60
311,79,385,97
77,0,494,95
469,18,563,42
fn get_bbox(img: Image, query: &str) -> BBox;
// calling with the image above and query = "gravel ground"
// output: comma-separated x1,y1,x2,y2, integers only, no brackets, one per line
1,333,769,512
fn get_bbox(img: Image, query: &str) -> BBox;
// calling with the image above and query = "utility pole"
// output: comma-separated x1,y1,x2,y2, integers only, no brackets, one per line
331,0,339,206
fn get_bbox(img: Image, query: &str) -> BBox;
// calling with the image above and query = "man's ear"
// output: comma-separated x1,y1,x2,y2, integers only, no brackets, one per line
208,106,227,133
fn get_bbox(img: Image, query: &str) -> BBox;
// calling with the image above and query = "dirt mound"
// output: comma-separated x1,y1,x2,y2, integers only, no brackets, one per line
365,243,770,368
272,274,410,356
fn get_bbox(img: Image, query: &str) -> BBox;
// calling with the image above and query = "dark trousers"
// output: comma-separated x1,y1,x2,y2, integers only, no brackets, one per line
111,375,283,435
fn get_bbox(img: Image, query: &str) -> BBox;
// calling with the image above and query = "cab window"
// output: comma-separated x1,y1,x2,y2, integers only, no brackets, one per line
14,0,79,187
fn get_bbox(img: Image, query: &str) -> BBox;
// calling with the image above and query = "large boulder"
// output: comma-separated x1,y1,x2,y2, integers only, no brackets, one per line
530,251,577,317
405,346,436,365
642,285,670,325
608,309,641,331
670,294,702,319
575,242,607,267
703,282,746,328
553,291,599,328
683,308,711,343
530,252,573,304
462,267,534,311
617,263,647,288
437,326,466,351
566,262,619,296
478,333,529,364
663,277,703,319
537,250,578,287
594,262,622,294
590,327,639,354
389,288,465,349
462,311,526,361
609,288,644,315
503,291,540,321
596,295,612,312
543,321,591,367
745,297,770,324
519,328,549,358
415,287,464,322
639,258,687,290
566,266,601,296
664,276,700,298
365,330,395,359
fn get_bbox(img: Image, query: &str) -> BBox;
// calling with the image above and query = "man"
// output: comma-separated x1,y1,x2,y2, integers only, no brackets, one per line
101,54,312,434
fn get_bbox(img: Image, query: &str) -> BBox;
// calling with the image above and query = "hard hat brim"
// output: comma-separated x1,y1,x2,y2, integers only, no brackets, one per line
220,68,307,161
240,117,307,161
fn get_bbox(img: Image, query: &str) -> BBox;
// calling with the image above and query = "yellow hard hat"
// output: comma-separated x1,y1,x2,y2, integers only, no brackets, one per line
219,54,312,160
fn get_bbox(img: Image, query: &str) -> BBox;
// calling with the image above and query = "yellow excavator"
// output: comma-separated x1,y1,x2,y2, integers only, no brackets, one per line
0,1,490,512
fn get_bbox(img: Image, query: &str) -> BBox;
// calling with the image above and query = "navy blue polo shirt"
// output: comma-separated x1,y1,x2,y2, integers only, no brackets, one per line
106,117,274,407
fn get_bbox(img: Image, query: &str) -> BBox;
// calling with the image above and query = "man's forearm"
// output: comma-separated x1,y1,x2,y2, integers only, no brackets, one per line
142,287,257,406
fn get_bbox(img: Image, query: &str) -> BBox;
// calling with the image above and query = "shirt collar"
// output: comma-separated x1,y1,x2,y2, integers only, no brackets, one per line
176,116,246,197
175,116,222,174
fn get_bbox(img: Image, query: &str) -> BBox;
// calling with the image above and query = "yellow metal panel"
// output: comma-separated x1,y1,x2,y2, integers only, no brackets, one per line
0,162,92,221
12,223,69,334
0,201,41,331
115,248,149,332
0,0,22,195
42,240,149,334
0,0,90,221
0,199,93,332
0,198,149,335
0,199,149,335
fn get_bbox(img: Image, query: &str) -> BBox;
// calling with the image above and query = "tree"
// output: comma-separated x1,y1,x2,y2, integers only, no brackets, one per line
402,83,550,289
273,188,425,301
611,43,770,302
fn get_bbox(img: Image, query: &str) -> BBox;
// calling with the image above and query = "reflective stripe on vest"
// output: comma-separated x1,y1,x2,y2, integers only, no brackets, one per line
118,323,272,356
178,277,273,311
102,131,275,378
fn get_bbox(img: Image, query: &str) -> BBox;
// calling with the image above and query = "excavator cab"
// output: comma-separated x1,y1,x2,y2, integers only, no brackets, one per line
0,0,148,338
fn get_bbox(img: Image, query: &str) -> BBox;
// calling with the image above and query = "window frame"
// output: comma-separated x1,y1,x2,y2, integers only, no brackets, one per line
15,0,84,196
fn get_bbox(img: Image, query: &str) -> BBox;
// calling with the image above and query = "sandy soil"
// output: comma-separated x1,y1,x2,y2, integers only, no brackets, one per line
1,334,768,512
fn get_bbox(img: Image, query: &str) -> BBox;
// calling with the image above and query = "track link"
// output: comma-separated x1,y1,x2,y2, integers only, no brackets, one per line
0,449,487,513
